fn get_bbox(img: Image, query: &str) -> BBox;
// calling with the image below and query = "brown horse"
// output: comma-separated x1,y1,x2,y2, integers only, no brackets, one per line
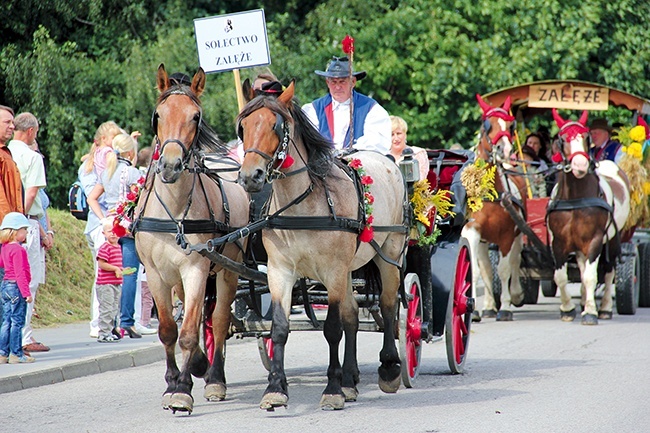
549,109,630,325
237,82,408,410
134,64,249,414
461,94,526,321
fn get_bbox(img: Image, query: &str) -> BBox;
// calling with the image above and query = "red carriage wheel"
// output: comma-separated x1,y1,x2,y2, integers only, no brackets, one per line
446,238,473,374
257,335,274,372
398,273,423,388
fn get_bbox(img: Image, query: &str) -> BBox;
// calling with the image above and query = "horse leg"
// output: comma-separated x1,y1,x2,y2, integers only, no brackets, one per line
462,226,496,318
260,271,293,411
204,269,238,402
340,273,360,402
169,272,209,414
598,270,615,319
507,234,525,307
580,258,600,325
555,264,576,321
495,251,514,321
376,258,402,394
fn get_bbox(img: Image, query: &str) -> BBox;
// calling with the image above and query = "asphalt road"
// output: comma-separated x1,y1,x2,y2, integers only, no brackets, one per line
1,290,648,433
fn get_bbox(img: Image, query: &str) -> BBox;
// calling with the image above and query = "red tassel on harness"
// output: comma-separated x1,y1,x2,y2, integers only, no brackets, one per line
359,226,374,243
280,154,294,169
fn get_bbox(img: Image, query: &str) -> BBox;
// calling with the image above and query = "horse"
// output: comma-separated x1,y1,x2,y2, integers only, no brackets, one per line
133,64,249,413
236,81,408,410
548,109,630,325
461,94,526,321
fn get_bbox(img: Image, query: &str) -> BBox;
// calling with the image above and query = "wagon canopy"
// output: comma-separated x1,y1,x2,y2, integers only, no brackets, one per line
481,80,650,120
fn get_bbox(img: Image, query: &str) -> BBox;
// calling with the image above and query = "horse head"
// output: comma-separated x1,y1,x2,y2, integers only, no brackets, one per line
552,109,590,179
236,82,294,192
153,63,206,183
476,94,516,164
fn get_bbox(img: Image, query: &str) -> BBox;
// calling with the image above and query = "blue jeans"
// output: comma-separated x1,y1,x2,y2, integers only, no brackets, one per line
120,237,140,328
0,281,27,357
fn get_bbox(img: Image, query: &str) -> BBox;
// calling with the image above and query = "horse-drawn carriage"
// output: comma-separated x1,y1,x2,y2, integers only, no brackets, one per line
132,65,475,414
476,80,650,321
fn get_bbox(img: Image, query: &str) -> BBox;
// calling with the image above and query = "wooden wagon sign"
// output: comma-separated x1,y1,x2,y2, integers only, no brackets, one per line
528,83,609,110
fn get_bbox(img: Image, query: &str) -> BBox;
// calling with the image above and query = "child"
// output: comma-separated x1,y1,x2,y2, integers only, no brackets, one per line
95,217,123,343
0,213,35,363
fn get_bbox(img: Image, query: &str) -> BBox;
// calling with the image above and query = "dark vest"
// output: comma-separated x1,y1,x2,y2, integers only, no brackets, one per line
590,139,621,162
312,91,377,148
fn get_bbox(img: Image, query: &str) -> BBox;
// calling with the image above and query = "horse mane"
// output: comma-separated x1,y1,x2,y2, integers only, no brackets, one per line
237,96,335,182
157,85,229,155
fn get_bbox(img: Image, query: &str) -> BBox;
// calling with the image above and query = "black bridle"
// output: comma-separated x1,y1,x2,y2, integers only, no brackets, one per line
239,112,294,182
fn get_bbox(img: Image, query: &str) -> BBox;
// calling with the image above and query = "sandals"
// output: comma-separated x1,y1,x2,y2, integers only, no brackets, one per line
97,335,120,343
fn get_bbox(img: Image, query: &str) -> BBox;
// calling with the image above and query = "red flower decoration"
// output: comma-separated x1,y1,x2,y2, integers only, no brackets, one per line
349,158,362,169
361,175,373,185
342,35,355,55
364,192,374,204
152,146,160,161
280,154,294,169
126,190,138,201
359,226,374,243
112,220,127,238
367,215,374,224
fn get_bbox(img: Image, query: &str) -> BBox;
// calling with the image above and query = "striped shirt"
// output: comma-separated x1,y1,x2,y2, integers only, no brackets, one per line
96,242,122,285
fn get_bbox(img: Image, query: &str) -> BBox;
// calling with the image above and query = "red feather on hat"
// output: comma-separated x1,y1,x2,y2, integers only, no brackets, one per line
342,35,355,54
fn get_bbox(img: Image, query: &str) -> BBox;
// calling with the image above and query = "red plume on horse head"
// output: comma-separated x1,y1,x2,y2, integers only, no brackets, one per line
552,109,589,141
475,94,514,120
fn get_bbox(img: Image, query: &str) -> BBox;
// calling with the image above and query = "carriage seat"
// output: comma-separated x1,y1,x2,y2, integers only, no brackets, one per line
426,149,474,229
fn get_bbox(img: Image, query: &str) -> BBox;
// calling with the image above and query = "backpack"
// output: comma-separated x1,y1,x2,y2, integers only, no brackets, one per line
69,180,89,221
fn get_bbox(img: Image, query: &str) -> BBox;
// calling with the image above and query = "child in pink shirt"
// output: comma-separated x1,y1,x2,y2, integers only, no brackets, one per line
95,218,124,342
0,212,35,363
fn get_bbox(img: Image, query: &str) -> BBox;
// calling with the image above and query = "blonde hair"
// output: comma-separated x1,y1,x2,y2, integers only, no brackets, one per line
0,228,20,244
101,217,115,233
390,115,408,134
104,133,138,180
83,121,123,173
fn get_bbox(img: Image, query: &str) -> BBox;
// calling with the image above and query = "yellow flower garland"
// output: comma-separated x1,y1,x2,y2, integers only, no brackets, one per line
460,159,498,215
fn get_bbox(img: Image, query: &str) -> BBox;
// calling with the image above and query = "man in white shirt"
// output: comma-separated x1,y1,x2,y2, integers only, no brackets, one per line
7,112,51,353
302,56,391,154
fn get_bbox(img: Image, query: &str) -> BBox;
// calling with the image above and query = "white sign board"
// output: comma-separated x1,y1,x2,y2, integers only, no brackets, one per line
194,9,271,74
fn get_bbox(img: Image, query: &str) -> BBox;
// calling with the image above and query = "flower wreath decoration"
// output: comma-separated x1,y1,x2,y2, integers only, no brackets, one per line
615,124,650,228
347,158,375,242
113,175,146,237
460,159,498,215
410,179,455,246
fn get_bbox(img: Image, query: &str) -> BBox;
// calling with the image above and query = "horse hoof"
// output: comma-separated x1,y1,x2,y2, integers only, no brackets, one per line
169,393,194,414
560,309,577,322
161,392,173,410
204,382,227,402
320,393,345,410
471,311,481,323
598,310,613,320
260,392,288,411
511,294,525,308
581,314,598,326
378,375,401,393
342,386,359,402
496,310,513,321
481,309,497,319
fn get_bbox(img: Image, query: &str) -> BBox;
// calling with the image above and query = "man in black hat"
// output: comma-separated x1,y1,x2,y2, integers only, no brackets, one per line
589,117,622,163
302,56,391,154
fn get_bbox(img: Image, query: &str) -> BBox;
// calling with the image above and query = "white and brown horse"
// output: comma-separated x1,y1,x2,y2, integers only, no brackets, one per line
461,95,526,321
134,64,249,413
237,82,408,410
549,109,630,325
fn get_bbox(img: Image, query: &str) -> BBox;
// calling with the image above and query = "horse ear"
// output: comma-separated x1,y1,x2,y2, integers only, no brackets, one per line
476,94,492,115
502,96,512,112
552,108,566,128
278,80,295,105
157,63,170,93
242,78,254,103
191,68,206,97
579,110,588,126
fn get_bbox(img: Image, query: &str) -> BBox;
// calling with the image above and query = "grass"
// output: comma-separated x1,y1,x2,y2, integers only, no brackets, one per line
32,208,95,328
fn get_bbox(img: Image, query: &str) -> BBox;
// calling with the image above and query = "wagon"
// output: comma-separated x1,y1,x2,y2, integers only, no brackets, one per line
191,147,476,387
480,80,650,314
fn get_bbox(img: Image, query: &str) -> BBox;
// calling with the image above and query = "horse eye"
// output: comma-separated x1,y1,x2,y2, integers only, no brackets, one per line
193,113,201,122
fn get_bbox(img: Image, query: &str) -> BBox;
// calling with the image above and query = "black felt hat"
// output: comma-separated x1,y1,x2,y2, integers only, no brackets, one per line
315,56,367,80
169,72,191,86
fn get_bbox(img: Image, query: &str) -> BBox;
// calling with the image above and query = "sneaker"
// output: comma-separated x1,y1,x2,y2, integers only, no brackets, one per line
135,323,157,335
0,354,8,364
90,328,99,339
97,335,120,343
8,354,35,364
